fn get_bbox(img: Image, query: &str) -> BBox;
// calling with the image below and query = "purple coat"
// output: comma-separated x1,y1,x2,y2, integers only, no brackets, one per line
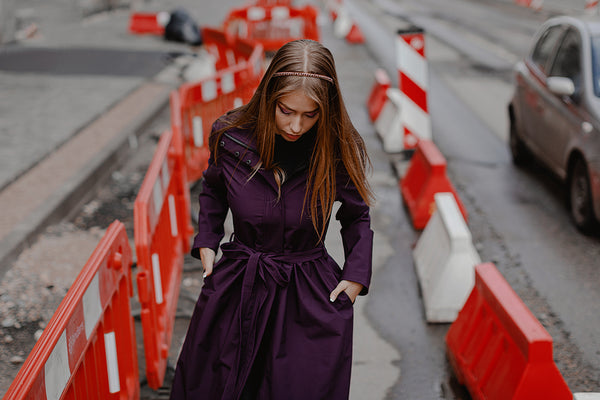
170,116,373,400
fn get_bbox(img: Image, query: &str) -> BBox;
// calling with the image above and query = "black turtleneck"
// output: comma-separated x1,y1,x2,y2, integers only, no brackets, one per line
273,126,317,178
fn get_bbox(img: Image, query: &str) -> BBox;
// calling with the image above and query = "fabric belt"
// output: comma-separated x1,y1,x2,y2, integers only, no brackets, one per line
219,239,326,399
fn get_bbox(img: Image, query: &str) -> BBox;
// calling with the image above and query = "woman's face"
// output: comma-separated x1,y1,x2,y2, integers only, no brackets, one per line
275,89,320,142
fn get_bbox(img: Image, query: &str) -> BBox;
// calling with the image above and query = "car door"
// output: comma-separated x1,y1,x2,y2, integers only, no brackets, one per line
519,24,566,156
538,27,584,176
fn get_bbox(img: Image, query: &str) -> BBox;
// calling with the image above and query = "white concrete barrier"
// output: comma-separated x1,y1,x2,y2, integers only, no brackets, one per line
373,88,405,153
574,394,600,400
412,192,480,323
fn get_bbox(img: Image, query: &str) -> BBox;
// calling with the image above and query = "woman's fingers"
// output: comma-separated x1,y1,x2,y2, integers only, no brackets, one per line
330,280,363,303
329,281,349,303
199,248,216,277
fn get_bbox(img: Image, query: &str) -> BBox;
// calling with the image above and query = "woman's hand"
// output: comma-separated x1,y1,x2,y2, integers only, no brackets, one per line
199,247,216,278
329,280,363,304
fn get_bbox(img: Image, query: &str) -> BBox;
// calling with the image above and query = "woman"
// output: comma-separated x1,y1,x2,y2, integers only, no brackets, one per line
170,39,374,400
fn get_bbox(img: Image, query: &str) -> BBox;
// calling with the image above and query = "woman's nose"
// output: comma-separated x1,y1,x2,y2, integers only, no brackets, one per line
290,117,302,133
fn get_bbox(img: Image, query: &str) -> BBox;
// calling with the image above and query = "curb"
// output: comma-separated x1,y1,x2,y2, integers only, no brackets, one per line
0,80,174,281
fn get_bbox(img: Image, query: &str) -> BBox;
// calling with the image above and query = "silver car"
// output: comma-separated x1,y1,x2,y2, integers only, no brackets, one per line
509,15,600,233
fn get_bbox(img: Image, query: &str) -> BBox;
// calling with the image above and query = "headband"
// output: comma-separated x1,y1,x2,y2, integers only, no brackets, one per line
273,71,334,84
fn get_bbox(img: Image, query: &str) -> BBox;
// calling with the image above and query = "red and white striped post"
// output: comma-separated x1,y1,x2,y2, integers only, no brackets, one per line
396,26,431,150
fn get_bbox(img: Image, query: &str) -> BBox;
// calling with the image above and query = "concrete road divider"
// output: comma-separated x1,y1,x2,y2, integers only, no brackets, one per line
373,87,406,153
574,394,600,399
4,221,139,400
400,139,468,229
446,263,572,400
413,193,480,323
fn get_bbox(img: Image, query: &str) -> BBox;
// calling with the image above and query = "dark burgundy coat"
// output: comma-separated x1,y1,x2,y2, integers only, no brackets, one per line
170,116,373,400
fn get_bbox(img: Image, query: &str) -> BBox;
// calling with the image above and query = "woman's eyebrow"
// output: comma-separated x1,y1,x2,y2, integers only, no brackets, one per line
278,101,319,114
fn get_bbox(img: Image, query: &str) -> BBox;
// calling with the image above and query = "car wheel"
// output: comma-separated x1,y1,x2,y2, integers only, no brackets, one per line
569,158,597,234
509,117,530,166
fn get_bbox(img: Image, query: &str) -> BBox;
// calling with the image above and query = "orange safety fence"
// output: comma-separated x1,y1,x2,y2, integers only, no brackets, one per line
176,27,265,182
223,3,319,52
4,221,139,400
134,125,191,389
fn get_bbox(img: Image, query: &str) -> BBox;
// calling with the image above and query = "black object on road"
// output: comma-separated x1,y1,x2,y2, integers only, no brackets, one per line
164,8,203,46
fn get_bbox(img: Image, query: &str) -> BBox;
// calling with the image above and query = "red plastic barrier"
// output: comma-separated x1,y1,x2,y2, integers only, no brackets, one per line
128,12,167,35
446,263,572,400
254,0,292,5
366,68,391,122
134,127,191,389
223,4,319,52
4,221,139,400
399,139,468,229
176,27,264,182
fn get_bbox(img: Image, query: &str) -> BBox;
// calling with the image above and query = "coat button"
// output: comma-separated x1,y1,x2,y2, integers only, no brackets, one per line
235,151,240,158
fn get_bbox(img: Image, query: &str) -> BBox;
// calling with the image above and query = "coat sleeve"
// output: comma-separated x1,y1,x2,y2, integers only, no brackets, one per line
191,120,230,259
335,169,374,295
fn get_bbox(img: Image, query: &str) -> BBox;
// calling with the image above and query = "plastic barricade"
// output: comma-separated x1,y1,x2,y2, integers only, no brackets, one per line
399,139,468,229
176,27,264,182
4,221,139,400
446,263,572,400
366,68,391,122
128,12,169,35
134,126,191,389
169,90,194,251
413,193,480,323
223,4,319,52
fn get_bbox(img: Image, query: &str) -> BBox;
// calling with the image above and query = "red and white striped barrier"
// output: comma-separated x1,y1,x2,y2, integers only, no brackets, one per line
514,0,544,11
330,0,364,44
4,221,139,400
396,26,431,149
585,0,599,14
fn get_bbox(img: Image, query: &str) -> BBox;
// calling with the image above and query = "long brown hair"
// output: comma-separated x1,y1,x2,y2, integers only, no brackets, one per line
212,39,373,240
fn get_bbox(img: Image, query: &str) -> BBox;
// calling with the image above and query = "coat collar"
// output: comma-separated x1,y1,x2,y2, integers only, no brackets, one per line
217,128,280,192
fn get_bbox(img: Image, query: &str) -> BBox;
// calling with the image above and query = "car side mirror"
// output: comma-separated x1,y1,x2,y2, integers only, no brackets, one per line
547,76,576,97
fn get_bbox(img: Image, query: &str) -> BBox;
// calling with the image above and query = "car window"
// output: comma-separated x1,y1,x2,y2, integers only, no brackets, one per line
531,25,565,75
549,28,582,90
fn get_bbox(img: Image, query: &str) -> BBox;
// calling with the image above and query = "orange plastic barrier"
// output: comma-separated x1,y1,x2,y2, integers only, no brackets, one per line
128,12,167,35
223,4,319,52
4,221,139,400
176,27,264,182
399,139,467,229
366,68,391,122
446,263,572,400
134,126,191,389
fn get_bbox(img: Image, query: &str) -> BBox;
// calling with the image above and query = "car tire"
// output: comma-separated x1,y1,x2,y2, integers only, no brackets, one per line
509,116,530,166
569,158,597,234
